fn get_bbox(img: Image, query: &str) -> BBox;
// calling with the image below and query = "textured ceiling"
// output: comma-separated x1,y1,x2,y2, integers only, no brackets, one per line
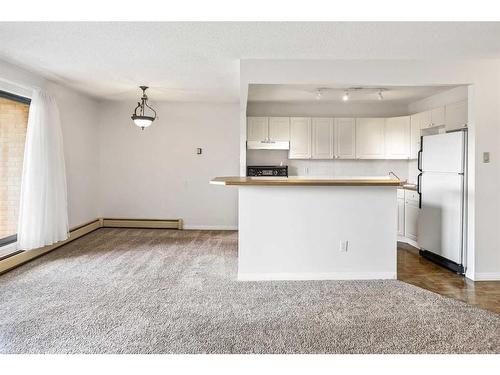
0,22,499,102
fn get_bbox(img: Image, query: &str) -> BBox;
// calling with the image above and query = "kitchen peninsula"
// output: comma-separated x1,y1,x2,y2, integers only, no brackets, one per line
211,176,401,280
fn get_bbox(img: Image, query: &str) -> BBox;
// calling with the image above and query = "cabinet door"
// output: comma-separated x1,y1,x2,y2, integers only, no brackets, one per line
334,118,356,159
355,118,385,159
312,118,334,159
405,199,419,241
420,110,432,128
385,116,410,159
430,106,445,127
247,117,268,141
445,100,468,131
268,117,290,141
289,117,312,159
410,113,422,159
397,198,405,236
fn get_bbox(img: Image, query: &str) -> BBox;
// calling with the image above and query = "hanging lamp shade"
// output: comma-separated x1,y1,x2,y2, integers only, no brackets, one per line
131,86,157,130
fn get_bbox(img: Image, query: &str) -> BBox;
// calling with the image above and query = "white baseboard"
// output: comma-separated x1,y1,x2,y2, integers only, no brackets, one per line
473,272,500,281
237,272,396,281
183,225,238,230
397,236,420,249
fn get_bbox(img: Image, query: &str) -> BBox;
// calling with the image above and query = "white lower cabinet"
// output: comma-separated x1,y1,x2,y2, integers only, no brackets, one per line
397,188,420,245
397,198,405,236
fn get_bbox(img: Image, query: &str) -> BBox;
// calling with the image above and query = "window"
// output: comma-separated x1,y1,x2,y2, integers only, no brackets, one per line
0,90,30,257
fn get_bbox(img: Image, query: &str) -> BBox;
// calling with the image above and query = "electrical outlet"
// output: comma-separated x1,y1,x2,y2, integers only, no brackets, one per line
339,240,349,252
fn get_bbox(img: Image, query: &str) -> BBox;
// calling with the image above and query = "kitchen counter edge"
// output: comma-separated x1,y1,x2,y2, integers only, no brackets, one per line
210,177,402,186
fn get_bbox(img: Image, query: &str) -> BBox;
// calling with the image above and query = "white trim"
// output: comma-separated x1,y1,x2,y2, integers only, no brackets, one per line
397,236,420,249
183,225,238,230
237,272,396,281
473,272,500,281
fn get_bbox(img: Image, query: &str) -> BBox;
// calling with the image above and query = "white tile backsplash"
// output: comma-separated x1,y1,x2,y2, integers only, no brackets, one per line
247,150,410,180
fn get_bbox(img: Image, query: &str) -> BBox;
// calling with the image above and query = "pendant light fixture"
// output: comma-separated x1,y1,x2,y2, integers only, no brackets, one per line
131,86,157,130
342,90,349,101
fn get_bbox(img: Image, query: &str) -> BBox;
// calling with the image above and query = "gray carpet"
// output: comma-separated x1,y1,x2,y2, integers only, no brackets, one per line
0,228,498,354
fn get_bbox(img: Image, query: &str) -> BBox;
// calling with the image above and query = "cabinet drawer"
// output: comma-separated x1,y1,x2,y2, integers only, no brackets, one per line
405,189,419,202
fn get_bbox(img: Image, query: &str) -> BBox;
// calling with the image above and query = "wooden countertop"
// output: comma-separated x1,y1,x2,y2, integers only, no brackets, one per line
210,177,402,186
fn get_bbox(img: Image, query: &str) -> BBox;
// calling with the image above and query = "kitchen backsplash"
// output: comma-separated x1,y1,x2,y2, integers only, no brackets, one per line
247,150,411,180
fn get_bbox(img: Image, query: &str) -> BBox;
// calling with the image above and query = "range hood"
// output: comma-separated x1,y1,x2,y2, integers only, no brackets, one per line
247,140,290,150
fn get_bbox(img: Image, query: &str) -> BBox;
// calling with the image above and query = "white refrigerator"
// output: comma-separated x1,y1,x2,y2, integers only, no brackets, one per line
417,130,467,274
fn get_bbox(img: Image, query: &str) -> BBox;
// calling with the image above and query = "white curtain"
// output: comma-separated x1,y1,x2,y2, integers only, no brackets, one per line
17,89,69,250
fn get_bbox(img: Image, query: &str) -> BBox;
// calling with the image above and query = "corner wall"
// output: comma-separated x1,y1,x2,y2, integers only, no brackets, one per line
240,59,500,280
98,101,239,229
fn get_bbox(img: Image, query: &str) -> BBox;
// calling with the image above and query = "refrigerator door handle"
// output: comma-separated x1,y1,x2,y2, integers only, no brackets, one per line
417,144,423,172
417,173,422,209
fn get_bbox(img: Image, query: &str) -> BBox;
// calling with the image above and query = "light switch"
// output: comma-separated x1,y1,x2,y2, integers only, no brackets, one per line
483,152,490,163
196,148,202,155
339,240,349,252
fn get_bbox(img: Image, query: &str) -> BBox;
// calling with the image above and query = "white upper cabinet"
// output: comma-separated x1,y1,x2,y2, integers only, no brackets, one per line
355,118,385,159
430,106,445,127
268,117,290,141
410,113,422,159
419,107,445,128
385,116,411,159
289,117,312,159
247,117,268,141
445,100,468,131
419,110,431,128
312,118,334,159
334,118,356,159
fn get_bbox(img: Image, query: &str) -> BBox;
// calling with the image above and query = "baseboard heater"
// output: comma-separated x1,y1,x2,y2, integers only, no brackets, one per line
0,218,183,275
102,218,183,229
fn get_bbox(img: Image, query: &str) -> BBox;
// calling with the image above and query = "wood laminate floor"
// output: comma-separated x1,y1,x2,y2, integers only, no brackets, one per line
397,242,500,314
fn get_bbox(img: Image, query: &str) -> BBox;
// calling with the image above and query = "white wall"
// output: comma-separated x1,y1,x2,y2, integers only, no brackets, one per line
240,59,500,280
98,101,239,229
239,186,397,280
247,101,409,117
0,60,100,228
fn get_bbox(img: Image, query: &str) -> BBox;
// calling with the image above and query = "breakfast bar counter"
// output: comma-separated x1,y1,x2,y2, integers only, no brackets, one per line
210,176,402,186
211,176,400,281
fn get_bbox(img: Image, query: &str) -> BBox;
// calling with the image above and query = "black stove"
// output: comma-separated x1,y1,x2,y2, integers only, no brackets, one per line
247,165,288,177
